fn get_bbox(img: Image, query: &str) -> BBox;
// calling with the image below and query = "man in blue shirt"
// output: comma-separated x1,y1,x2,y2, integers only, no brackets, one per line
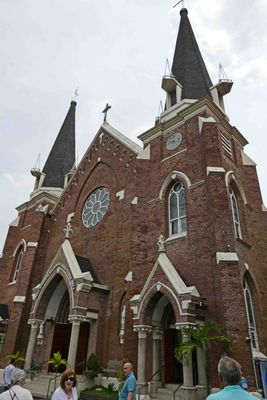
119,362,136,400
3,359,16,391
206,356,257,400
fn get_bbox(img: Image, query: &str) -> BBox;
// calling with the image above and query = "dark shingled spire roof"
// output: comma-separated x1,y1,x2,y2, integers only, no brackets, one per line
42,101,76,188
171,8,213,100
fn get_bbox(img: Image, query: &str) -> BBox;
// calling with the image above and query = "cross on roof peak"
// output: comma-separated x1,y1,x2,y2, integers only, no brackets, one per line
173,0,185,9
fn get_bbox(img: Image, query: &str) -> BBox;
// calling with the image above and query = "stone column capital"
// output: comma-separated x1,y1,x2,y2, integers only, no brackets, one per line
152,327,163,340
27,319,42,329
134,325,152,339
68,315,83,324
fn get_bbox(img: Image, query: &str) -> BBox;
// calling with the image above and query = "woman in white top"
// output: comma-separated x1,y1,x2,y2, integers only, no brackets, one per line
0,368,33,400
51,369,78,400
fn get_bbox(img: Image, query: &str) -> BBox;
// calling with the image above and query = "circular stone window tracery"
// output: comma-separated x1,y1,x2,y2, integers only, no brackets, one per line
82,187,110,228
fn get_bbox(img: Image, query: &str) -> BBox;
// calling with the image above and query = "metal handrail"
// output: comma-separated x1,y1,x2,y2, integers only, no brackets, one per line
25,359,50,379
137,364,164,400
173,383,182,400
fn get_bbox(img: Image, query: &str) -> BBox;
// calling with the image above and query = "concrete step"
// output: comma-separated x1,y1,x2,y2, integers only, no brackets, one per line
153,386,182,400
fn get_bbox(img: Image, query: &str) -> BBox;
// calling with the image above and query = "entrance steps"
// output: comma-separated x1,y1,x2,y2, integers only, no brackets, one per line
151,384,182,400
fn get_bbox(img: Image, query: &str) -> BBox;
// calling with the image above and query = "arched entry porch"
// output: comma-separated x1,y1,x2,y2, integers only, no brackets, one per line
130,241,207,400
24,240,98,374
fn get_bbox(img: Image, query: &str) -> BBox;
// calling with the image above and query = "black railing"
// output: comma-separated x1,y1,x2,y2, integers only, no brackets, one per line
137,364,164,400
137,363,182,400
26,359,50,380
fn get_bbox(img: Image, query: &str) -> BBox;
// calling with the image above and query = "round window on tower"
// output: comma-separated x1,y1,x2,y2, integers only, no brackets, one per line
82,187,110,228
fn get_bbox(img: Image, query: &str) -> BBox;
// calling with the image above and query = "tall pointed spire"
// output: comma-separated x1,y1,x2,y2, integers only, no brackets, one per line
171,8,213,100
41,101,76,188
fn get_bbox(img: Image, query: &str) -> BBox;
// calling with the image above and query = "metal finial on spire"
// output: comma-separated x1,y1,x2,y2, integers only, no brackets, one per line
73,87,79,101
102,103,111,122
173,0,184,8
164,58,171,76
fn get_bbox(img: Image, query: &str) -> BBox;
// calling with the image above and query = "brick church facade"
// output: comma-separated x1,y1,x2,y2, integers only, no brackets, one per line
1,7,267,399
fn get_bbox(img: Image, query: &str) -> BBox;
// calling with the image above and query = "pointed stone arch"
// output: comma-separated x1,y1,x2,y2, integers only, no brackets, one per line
137,282,182,325
159,170,192,200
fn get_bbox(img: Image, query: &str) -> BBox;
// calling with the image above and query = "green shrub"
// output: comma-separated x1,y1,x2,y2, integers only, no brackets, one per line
84,353,102,380
107,383,115,393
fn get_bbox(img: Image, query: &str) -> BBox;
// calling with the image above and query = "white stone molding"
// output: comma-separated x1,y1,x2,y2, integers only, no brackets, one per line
241,150,256,166
9,216,20,227
198,116,217,133
152,327,163,340
116,190,125,200
159,171,192,199
133,325,152,338
206,167,225,175
36,204,49,213
27,242,38,248
125,271,133,282
216,252,239,264
262,204,267,212
86,311,98,320
12,239,27,256
139,252,199,302
31,240,93,314
131,197,138,204
225,171,247,205
137,144,150,160
13,296,26,303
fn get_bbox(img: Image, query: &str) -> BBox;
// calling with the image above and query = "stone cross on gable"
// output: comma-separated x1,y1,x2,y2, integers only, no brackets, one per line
102,103,111,122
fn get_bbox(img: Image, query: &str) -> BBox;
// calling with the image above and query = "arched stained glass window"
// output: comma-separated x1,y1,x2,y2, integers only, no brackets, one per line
11,248,24,283
168,182,187,236
229,186,242,239
243,279,258,350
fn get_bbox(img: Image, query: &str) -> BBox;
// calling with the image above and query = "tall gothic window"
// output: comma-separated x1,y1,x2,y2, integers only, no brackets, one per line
229,186,242,239
168,181,187,236
11,247,24,283
243,279,258,350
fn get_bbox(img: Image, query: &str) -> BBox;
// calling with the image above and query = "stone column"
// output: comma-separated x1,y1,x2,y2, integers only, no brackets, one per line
134,325,151,385
182,331,194,388
67,318,81,368
197,347,207,385
152,328,163,381
24,319,39,370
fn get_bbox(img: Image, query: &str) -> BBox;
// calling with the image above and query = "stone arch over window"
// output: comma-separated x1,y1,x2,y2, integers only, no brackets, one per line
32,264,75,316
159,171,191,200
243,272,259,350
10,243,25,283
138,283,182,325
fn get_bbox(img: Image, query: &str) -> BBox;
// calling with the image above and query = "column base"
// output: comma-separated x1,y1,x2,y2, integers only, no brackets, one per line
180,386,197,400
137,381,148,396
149,381,162,395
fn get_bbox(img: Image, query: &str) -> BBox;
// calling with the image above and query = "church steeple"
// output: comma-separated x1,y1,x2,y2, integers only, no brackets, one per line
41,100,76,188
171,8,213,100
160,7,233,121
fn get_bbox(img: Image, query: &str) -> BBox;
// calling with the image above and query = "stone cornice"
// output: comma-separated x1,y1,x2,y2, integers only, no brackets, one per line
138,97,248,147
